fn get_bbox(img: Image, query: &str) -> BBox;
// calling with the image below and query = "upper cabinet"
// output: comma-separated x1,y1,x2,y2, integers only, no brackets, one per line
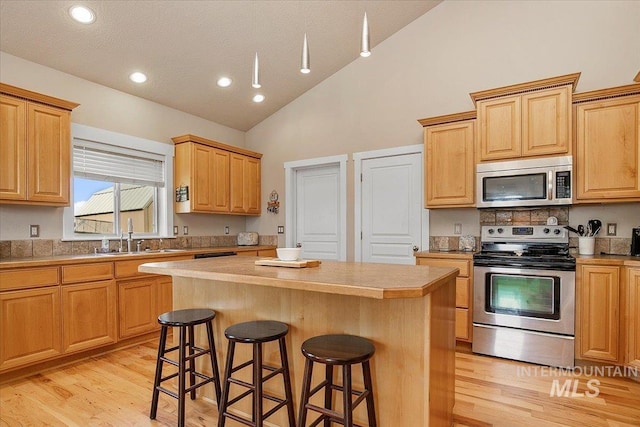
470,73,580,163
573,84,640,203
172,134,262,215
0,83,79,206
418,111,476,208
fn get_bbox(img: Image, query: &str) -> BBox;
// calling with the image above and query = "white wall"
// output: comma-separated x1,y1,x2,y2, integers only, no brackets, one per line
0,52,247,240
246,0,640,253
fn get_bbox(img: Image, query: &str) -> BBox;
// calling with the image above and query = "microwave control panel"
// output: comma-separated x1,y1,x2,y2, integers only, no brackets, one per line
555,171,571,199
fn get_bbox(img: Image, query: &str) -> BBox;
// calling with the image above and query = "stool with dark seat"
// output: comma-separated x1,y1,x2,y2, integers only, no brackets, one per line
217,320,296,427
149,308,222,427
298,334,377,427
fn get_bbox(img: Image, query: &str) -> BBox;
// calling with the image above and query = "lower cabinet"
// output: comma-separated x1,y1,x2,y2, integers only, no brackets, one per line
578,265,620,362
0,286,62,371
416,255,472,342
626,267,640,368
62,280,117,353
118,276,171,339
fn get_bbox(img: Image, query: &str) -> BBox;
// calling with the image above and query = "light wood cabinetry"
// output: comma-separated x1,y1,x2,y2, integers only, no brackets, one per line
418,112,475,208
236,249,277,257
0,286,62,371
117,277,162,339
578,265,620,363
0,83,78,205
172,134,262,215
470,73,579,162
230,153,261,214
573,84,640,203
62,280,117,353
114,255,189,339
626,267,640,368
416,254,472,341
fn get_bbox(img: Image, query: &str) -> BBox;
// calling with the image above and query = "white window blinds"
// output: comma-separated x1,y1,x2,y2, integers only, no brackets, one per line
73,141,165,187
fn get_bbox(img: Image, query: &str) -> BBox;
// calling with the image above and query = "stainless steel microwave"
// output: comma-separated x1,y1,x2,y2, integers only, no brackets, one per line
476,156,572,208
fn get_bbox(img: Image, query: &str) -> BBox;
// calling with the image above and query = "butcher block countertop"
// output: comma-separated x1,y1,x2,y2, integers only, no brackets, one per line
139,255,458,299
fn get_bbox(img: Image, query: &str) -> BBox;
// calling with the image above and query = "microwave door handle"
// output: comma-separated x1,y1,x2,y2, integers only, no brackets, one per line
548,171,553,200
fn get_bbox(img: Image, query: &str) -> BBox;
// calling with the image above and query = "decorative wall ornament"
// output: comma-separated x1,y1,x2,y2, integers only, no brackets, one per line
267,190,280,214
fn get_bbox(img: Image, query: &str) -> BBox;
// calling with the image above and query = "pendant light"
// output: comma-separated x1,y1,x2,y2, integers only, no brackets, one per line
300,33,311,74
252,52,261,88
360,12,371,57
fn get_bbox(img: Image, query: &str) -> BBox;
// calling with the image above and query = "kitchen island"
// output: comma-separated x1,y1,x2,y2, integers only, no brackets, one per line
139,256,458,427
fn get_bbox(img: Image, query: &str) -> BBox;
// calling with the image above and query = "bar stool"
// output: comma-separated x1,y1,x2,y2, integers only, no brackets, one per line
298,334,377,427
217,320,296,427
150,308,222,427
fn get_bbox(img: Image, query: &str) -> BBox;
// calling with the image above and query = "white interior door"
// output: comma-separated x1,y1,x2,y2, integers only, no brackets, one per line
360,152,422,264
294,165,341,260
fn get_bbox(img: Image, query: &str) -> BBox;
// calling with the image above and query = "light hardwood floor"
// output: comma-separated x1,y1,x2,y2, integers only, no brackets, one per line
1,341,639,426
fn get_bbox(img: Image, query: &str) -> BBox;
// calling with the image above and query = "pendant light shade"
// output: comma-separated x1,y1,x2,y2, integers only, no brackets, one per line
360,12,371,57
300,33,311,74
252,52,261,88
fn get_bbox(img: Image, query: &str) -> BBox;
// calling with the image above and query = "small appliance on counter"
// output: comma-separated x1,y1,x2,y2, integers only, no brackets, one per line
632,227,640,257
237,232,259,246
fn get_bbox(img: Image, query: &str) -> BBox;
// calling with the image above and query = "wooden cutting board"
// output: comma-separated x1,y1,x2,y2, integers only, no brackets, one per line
254,258,322,268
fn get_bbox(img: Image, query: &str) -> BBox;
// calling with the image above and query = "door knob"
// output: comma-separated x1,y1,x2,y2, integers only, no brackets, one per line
296,243,302,248
413,245,419,252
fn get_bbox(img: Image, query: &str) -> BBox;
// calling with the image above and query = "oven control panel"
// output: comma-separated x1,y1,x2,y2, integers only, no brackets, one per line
481,225,567,243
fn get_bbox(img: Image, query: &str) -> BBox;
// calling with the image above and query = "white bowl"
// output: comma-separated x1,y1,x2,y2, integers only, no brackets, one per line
276,247,302,261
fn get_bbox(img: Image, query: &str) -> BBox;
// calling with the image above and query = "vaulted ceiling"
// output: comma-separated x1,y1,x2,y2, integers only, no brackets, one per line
0,0,441,131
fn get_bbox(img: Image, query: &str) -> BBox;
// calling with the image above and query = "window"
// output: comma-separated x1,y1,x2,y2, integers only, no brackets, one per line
63,124,174,240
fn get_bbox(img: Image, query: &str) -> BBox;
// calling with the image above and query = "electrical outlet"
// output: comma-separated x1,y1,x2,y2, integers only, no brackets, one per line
607,223,617,236
29,224,40,238
277,226,284,234
454,223,462,235
173,226,179,235
183,226,189,235
224,226,230,235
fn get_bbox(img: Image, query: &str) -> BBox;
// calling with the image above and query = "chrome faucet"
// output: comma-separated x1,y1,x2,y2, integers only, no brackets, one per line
127,231,134,252
119,231,125,252
136,239,145,252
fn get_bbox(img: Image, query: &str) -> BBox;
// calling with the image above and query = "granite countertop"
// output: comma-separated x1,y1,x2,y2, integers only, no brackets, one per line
0,245,276,269
138,256,459,299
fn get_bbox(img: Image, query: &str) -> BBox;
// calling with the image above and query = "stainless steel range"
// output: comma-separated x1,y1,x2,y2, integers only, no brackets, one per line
472,225,576,367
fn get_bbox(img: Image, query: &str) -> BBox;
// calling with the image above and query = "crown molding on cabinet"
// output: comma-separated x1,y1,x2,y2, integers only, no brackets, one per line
469,72,581,105
171,134,262,159
0,82,79,111
417,110,476,127
572,83,640,104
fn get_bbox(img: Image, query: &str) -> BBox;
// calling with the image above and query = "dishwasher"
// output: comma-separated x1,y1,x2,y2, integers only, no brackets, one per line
194,251,237,259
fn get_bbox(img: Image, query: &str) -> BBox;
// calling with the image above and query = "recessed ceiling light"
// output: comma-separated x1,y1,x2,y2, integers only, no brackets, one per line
217,77,232,88
69,5,96,24
252,94,265,103
129,72,147,83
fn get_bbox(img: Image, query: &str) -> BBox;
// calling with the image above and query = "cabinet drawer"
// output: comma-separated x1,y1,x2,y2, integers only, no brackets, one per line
115,256,191,278
455,308,470,340
456,277,470,308
0,267,59,291
62,262,114,284
416,258,470,277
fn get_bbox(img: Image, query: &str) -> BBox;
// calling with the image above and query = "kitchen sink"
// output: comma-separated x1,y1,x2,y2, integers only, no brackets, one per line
93,249,187,256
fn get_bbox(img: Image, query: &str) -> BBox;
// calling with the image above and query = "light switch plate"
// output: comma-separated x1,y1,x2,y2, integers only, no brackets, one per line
29,224,40,238
607,223,617,236
277,226,284,234
173,226,179,235
454,223,462,235
224,226,230,235
183,226,189,235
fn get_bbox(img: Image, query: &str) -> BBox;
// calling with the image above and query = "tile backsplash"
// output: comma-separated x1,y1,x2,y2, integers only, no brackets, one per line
0,234,278,259
431,206,633,255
